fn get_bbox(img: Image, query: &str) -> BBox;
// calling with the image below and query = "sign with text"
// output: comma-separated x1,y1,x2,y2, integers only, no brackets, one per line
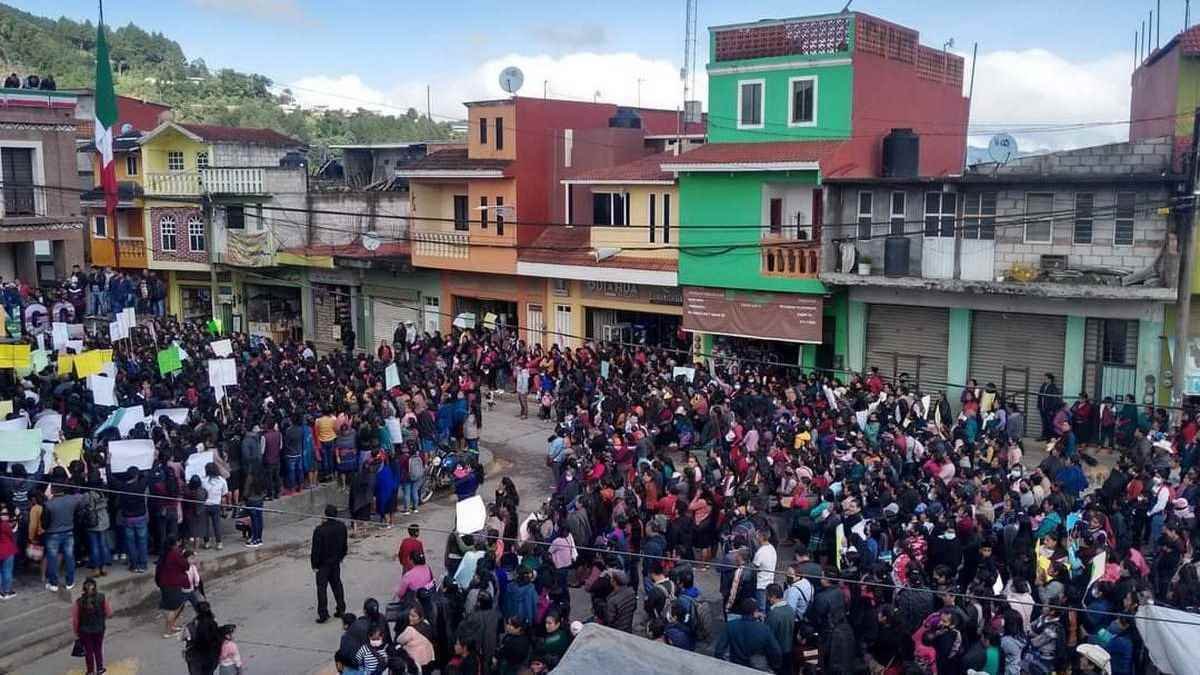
581,281,683,306
681,287,822,344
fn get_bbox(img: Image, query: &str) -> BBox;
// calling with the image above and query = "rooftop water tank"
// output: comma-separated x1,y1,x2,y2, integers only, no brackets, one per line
882,128,919,178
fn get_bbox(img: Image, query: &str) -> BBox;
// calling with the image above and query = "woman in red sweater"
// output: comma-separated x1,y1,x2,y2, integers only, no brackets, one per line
156,537,190,638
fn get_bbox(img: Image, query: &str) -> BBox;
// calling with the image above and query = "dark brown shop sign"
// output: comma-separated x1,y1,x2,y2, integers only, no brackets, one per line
681,287,823,343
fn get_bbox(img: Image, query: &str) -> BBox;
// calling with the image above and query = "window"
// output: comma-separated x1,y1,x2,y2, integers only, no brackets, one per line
1,147,36,216
768,198,783,235
479,117,487,144
737,80,764,128
93,215,107,237
856,192,874,240
662,193,671,243
453,195,469,231
566,184,574,225
167,151,184,172
890,192,906,235
480,196,489,229
196,152,209,169
1073,192,1094,244
924,192,957,238
1115,191,1136,246
563,129,574,167
554,304,572,348
552,278,569,296
962,192,997,240
125,155,138,176
495,196,505,236
527,303,544,344
495,117,504,150
592,192,627,226
649,193,657,243
1024,192,1054,243
226,205,245,230
788,77,816,126
1103,319,1132,364
159,215,177,251
188,215,205,252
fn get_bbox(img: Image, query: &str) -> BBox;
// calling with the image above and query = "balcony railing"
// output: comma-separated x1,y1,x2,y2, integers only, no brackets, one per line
117,237,148,266
761,240,820,279
144,168,266,196
0,185,44,218
413,230,469,259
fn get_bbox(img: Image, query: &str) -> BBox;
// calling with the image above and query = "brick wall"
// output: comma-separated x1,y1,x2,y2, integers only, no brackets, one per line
976,137,1174,177
211,143,292,167
149,206,208,264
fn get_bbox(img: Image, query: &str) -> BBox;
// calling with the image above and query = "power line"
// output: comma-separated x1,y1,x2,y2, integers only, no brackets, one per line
21,474,1200,628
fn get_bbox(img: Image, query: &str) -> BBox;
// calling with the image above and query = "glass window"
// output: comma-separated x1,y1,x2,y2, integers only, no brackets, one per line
1115,191,1136,246
480,196,488,229
1,147,36,216
662,193,671,243
479,117,487,144
196,151,209,169
1024,192,1054,243
649,193,657,243
924,192,957,238
739,81,763,127
93,215,107,237
790,77,815,125
592,193,626,226
167,151,184,172
1073,192,1094,244
963,192,997,240
890,192,906,236
495,117,504,150
125,155,138,176
496,196,505,235
857,191,873,240
188,215,205,252
159,215,177,250
226,205,245,229
453,195,469,231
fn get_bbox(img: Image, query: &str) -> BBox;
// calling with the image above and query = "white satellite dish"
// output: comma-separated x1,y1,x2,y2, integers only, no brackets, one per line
361,231,381,252
499,66,524,95
987,133,1018,164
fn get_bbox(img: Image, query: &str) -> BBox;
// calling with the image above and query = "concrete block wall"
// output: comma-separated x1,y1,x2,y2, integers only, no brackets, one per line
307,191,411,247
211,142,293,167
974,137,1174,177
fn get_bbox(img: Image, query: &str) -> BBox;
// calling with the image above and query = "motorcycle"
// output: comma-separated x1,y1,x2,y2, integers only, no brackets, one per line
419,446,459,504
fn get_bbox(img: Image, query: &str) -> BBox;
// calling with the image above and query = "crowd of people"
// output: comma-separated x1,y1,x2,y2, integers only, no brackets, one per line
2,72,57,90
0,267,1197,674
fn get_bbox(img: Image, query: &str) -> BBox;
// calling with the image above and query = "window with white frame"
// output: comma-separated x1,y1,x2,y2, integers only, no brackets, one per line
188,215,205,251
890,192,906,235
856,191,873,240
159,214,177,250
125,155,138,176
1073,192,1094,244
551,278,569,296
737,80,764,128
554,304,572,347
1114,191,1136,246
93,215,107,237
962,192,997,240
196,151,209,169
788,77,816,126
167,151,184,172
1024,192,1054,243
924,192,957,238
527,303,545,344
592,192,628,226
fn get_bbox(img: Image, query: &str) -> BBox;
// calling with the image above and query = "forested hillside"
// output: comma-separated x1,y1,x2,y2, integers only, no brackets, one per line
0,3,456,155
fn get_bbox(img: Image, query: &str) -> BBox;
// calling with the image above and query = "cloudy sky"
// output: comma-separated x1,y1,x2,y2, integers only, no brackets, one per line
27,0,1183,151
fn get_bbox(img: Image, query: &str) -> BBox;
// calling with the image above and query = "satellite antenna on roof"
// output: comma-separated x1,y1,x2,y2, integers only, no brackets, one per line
361,231,381,252
987,133,1018,165
499,67,524,95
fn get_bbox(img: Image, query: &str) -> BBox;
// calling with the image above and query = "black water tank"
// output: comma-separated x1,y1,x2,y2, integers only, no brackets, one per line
882,128,919,178
884,236,911,277
608,107,643,129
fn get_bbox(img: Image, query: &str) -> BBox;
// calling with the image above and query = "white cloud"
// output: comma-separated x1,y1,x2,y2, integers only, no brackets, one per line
192,0,313,25
288,51,704,122
527,23,610,49
961,48,1132,152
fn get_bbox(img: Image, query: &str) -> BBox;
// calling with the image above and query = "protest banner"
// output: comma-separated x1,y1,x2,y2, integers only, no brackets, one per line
108,439,155,472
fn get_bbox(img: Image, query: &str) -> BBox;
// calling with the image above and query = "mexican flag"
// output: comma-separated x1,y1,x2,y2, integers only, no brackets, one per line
94,18,118,219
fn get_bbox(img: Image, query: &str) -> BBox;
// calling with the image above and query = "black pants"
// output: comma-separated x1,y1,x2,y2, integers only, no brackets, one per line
264,462,281,498
315,563,345,619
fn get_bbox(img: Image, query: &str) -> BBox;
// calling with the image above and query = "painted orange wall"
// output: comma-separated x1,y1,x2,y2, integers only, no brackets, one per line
468,102,517,161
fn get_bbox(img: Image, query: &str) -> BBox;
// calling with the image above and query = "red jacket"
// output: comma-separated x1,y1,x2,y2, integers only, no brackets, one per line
156,548,190,589
0,520,16,560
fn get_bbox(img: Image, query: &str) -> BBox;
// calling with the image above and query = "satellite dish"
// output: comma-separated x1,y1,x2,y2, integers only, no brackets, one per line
362,232,381,252
499,66,524,95
988,133,1018,164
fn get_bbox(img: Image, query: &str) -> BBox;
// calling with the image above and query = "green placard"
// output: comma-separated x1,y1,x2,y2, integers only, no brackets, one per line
157,346,182,375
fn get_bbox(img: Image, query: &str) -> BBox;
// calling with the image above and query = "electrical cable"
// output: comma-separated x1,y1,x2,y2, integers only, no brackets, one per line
19,474,1200,627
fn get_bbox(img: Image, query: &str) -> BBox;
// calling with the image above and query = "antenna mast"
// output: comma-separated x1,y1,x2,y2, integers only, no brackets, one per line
679,0,699,137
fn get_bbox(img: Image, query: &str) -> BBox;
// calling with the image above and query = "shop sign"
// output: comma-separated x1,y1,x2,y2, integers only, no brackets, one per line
583,281,639,299
580,281,683,307
309,269,358,286
682,287,822,344
648,286,683,306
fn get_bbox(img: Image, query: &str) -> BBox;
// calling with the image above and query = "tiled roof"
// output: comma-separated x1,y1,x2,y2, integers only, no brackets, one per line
564,153,676,182
394,148,510,173
1180,25,1200,54
178,123,303,147
659,140,848,168
518,226,677,272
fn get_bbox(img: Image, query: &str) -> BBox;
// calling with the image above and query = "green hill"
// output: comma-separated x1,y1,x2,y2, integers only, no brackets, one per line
0,2,456,155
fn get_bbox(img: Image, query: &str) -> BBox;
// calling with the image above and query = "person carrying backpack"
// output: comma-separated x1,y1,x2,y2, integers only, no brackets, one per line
643,560,676,622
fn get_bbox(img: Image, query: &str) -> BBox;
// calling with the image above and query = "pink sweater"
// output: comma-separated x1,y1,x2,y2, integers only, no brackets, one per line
396,626,435,666
219,639,242,667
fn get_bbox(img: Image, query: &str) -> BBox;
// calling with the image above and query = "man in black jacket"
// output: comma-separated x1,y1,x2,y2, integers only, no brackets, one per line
311,504,348,623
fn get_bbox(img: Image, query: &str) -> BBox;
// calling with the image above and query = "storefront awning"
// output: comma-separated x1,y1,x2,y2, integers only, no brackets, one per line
682,286,823,344
275,250,335,269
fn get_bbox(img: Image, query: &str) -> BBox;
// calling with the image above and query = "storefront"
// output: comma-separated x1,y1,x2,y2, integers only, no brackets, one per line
440,271,543,342
682,286,822,368
578,281,683,349
244,283,303,344
168,271,222,325
309,268,362,351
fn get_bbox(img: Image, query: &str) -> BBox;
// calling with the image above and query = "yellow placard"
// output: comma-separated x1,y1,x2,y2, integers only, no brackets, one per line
74,351,105,378
55,438,83,466
0,344,30,369
0,400,11,417
96,349,113,363
58,353,75,376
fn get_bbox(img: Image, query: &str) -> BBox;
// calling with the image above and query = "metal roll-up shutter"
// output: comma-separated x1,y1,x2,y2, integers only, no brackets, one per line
968,311,1066,439
372,297,418,349
865,304,949,394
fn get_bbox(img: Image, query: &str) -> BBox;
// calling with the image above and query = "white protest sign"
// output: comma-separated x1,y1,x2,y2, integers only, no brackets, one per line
0,417,26,432
108,439,155,472
51,322,69,348
65,340,84,354
154,408,190,425
385,417,403,446
672,366,696,383
455,495,487,534
108,320,126,342
33,411,62,443
185,450,214,480
89,373,117,407
174,341,189,361
208,358,237,389
116,405,147,438
120,307,136,334
210,339,233,357
385,363,400,390
67,324,85,339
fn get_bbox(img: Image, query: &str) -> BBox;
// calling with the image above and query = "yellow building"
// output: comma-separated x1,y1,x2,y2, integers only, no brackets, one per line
516,153,684,349
82,132,148,270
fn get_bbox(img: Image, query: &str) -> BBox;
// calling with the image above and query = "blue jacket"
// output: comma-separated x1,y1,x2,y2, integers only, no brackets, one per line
501,579,536,625
713,616,781,670
1107,631,1134,675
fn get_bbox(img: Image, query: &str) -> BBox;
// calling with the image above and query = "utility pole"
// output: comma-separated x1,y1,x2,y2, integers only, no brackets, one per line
637,78,645,108
425,85,431,122
1173,106,1200,411
203,195,219,330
